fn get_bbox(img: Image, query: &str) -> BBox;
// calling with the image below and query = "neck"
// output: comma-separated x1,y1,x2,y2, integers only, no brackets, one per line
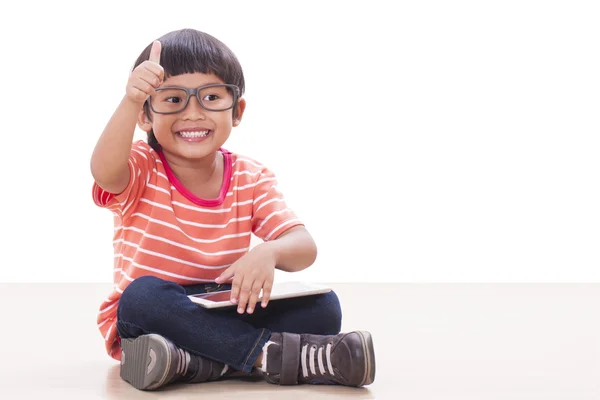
161,150,222,185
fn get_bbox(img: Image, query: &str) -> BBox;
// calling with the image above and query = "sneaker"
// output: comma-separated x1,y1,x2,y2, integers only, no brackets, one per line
262,331,376,387
120,334,225,390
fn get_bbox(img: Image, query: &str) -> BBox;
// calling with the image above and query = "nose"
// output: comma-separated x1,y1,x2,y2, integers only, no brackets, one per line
181,95,206,120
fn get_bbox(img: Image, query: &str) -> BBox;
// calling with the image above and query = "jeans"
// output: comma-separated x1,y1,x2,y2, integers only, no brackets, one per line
116,276,342,374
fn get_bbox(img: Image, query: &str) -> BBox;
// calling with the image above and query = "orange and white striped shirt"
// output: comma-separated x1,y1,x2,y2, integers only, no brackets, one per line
93,140,303,360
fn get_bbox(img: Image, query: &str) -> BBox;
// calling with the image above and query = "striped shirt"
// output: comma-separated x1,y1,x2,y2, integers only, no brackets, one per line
93,140,303,360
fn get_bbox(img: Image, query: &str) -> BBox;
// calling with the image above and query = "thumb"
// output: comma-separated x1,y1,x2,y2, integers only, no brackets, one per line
149,41,161,64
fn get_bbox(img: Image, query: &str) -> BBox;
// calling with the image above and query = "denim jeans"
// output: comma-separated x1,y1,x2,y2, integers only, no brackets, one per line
116,276,342,374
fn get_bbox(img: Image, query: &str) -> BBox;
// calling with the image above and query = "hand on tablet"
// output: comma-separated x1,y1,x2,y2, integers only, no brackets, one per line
215,243,276,314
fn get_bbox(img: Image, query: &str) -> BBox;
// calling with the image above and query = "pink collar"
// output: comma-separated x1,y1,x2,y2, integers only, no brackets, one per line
157,149,232,207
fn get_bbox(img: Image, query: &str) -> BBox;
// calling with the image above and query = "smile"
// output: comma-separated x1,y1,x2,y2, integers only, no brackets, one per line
177,130,211,138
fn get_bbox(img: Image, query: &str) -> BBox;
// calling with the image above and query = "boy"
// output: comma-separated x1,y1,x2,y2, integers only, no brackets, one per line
91,28,375,390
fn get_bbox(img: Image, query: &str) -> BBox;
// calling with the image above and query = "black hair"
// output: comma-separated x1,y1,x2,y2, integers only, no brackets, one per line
132,29,245,151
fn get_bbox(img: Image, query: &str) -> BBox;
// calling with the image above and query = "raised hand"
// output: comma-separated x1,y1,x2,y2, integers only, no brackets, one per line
125,41,164,105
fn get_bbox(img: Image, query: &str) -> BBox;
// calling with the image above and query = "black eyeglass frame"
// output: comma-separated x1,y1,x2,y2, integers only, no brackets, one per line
147,83,240,115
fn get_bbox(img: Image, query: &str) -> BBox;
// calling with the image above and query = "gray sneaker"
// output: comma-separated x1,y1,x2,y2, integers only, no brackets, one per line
262,331,376,387
120,334,225,390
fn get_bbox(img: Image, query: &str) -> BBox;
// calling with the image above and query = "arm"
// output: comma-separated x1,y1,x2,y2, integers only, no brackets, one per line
215,166,315,313
90,41,164,194
215,226,317,314
263,226,317,272
90,97,140,194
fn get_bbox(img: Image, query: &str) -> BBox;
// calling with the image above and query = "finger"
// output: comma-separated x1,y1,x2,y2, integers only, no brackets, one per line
215,267,235,284
131,82,155,98
138,69,162,88
149,41,161,64
246,281,263,314
230,274,242,304
127,87,152,103
143,62,164,83
236,279,254,314
261,281,273,308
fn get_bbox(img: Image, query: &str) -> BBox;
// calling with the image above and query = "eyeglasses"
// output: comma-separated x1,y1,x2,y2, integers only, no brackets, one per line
148,84,239,114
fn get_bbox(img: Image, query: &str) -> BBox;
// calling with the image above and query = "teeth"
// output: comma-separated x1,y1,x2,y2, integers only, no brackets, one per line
179,130,210,138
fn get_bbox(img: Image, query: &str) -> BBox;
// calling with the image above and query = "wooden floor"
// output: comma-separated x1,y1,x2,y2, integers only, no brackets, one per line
1,283,599,399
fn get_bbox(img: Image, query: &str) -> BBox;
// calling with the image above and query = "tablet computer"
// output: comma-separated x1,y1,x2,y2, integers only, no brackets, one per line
188,281,332,309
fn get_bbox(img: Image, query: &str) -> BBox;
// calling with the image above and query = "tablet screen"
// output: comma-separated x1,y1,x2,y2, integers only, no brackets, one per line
190,290,233,302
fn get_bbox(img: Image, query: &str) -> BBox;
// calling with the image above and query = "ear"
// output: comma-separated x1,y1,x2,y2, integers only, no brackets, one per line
137,106,153,132
232,98,246,127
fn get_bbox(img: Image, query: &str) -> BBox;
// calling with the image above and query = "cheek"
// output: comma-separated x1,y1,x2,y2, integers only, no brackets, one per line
152,118,174,135
217,113,235,129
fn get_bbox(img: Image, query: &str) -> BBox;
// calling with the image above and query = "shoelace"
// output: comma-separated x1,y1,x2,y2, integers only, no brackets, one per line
300,343,335,378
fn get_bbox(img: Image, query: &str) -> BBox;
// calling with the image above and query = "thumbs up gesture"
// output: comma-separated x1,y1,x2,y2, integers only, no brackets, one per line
125,41,165,105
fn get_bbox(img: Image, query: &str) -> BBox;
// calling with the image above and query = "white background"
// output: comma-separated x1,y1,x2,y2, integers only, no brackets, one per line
0,1,598,283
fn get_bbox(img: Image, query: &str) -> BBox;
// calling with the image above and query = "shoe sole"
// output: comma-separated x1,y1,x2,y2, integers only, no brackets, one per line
356,331,376,386
120,334,174,390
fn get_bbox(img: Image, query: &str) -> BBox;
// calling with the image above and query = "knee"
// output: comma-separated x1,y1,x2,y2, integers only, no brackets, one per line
313,290,343,335
119,276,164,308
118,276,182,324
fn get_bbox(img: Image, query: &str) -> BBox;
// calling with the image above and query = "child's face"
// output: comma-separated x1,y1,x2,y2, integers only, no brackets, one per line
140,72,245,162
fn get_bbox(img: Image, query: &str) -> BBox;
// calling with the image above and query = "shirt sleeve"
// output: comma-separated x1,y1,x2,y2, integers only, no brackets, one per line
92,143,154,219
251,167,304,241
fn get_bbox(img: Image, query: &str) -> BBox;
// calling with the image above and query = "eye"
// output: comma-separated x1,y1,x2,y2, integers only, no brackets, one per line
165,96,182,103
202,94,219,102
